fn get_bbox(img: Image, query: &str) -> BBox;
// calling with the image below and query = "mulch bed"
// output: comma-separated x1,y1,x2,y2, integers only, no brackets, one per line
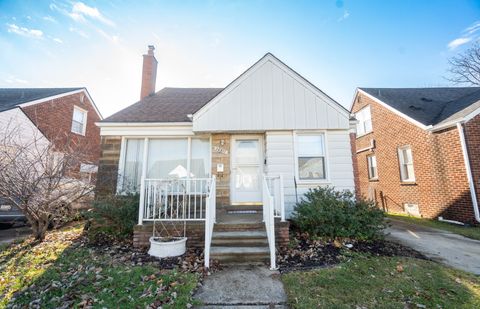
83,237,222,274
278,233,428,273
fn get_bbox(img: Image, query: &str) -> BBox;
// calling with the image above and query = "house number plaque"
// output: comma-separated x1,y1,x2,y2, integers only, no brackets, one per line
213,146,228,155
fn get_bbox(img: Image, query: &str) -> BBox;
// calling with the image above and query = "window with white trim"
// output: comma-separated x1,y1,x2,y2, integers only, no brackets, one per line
121,138,144,192
119,137,210,193
355,105,372,136
71,106,87,135
367,155,378,180
296,134,326,181
398,146,415,182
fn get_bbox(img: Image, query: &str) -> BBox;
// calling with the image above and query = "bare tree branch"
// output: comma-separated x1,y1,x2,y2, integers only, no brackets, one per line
0,119,95,240
446,43,480,86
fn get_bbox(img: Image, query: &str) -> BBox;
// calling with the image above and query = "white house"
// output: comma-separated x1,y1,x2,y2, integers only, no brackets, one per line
96,46,355,268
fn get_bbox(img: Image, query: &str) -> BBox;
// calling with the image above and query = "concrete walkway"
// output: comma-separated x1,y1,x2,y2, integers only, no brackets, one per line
386,219,480,275
194,265,288,308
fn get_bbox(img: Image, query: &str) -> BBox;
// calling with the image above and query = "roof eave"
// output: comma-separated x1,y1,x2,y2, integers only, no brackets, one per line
356,88,432,131
96,121,193,127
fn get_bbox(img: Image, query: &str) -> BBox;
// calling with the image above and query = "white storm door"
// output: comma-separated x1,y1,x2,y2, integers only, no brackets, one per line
231,136,263,204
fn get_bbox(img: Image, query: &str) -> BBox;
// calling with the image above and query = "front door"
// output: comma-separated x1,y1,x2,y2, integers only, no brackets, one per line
230,136,263,205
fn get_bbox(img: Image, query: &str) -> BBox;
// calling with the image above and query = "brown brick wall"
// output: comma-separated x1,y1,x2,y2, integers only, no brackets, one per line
133,220,290,249
211,134,231,207
95,136,122,197
350,132,361,199
352,92,477,223
465,113,480,222
22,91,101,166
133,222,205,248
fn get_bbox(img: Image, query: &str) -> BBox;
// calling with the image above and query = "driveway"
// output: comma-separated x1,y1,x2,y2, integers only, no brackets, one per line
386,218,480,275
0,225,31,246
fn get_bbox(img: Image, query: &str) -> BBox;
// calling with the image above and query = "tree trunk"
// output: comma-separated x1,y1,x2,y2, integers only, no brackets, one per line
31,219,49,241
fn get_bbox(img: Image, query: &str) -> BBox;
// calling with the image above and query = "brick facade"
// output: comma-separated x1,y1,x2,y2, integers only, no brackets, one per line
22,91,101,169
95,136,122,196
465,113,480,221
352,92,478,224
133,220,290,249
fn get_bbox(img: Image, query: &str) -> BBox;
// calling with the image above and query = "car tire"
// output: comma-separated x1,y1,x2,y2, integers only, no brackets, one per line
0,222,14,229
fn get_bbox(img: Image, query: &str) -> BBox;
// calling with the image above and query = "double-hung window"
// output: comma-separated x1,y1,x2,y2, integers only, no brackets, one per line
71,106,87,135
367,155,378,180
398,146,415,182
355,105,372,136
296,133,326,181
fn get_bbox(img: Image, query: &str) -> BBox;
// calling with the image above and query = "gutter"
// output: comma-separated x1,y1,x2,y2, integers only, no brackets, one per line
457,122,480,223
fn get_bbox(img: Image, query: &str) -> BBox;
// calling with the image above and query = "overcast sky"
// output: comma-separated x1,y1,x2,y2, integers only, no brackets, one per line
0,0,479,117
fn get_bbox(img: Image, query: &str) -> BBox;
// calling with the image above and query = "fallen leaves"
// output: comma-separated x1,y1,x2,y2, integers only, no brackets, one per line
278,232,428,273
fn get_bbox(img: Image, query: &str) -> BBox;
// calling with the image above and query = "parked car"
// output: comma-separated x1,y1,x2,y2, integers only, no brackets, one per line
0,199,26,228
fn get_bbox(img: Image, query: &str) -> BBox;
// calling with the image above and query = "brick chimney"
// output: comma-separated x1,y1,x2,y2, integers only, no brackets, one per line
140,45,158,100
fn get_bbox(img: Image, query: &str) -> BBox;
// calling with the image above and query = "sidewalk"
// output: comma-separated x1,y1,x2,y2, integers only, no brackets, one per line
194,265,288,308
386,218,480,275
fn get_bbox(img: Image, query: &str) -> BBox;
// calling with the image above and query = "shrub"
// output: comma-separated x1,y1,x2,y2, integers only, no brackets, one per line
292,186,385,241
84,194,139,243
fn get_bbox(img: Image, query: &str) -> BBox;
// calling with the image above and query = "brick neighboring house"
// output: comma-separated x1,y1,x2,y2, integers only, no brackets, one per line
0,88,103,177
351,87,480,224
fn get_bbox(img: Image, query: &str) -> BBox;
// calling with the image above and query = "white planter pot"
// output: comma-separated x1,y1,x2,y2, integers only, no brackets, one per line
148,236,187,258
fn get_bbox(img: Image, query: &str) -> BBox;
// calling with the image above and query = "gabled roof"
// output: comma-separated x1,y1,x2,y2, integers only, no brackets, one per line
192,53,351,132
102,88,223,123
0,88,83,112
100,53,349,127
358,87,480,127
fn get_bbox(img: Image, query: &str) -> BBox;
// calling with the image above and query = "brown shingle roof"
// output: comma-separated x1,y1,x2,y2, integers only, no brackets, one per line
102,87,223,123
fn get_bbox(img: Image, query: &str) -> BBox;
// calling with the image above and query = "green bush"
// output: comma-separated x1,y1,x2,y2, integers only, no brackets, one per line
84,194,139,242
292,186,385,241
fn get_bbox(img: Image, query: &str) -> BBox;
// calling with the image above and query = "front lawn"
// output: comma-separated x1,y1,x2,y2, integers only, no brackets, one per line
388,214,480,241
0,222,199,308
283,255,480,308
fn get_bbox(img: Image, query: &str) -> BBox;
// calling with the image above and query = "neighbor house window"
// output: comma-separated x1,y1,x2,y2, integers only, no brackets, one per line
355,105,372,136
367,155,378,180
398,146,415,182
71,106,87,135
119,137,210,193
296,134,326,181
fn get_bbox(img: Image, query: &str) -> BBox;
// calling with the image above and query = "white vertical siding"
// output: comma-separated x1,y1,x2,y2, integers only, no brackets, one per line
193,55,350,132
0,108,46,143
266,130,355,218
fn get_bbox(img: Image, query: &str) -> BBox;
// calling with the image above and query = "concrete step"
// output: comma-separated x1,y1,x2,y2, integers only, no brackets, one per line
212,237,268,247
214,222,266,232
212,231,267,239
211,246,269,263
223,205,263,213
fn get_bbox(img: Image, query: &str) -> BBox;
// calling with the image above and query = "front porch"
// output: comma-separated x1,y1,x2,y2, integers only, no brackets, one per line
134,175,289,269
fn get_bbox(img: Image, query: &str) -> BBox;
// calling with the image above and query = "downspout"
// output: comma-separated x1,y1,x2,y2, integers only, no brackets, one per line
457,122,480,223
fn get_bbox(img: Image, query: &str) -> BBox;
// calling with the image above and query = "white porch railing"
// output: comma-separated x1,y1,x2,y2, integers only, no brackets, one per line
262,174,277,270
204,176,216,268
138,178,214,224
265,175,286,221
138,176,217,269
